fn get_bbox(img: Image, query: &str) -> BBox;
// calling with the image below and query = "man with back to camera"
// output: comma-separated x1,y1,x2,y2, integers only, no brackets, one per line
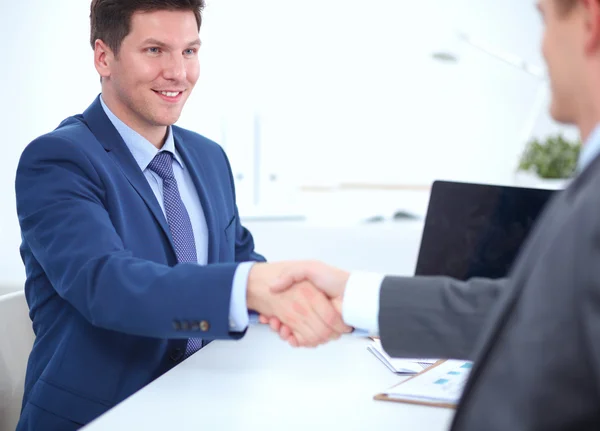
14,1,351,429
265,0,600,429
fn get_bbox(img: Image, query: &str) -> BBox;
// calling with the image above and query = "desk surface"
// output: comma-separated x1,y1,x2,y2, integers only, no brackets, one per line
83,325,453,431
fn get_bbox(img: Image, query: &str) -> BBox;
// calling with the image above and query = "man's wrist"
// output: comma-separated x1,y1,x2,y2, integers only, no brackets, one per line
246,262,267,312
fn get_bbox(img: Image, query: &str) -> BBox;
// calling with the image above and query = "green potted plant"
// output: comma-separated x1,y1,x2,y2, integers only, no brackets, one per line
516,134,581,189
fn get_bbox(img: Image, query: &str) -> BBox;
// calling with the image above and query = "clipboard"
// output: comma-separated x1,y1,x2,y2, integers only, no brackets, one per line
374,360,469,409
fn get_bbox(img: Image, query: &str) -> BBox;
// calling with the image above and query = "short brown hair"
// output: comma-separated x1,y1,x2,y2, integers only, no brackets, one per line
90,0,205,55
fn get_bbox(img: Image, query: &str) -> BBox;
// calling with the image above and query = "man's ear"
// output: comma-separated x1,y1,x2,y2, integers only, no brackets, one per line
94,39,114,80
582,0,600,54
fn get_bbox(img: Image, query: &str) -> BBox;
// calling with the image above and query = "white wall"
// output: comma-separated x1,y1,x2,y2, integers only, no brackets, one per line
0,0,575,285
194,0,577,187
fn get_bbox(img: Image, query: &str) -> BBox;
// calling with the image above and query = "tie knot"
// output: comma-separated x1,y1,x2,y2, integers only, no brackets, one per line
148,151,175,181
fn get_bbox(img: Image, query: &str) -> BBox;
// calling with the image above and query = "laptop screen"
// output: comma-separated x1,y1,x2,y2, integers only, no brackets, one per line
414,180,555,280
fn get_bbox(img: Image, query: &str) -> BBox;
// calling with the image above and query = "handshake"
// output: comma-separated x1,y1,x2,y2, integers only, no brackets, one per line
246,261,354,347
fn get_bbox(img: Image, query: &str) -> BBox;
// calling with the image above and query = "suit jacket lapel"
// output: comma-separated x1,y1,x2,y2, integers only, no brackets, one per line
81,96,176,256
453,186,574,426
173,129,219,264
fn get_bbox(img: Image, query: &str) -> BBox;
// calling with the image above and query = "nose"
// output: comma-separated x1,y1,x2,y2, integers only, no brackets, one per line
162,53,186,81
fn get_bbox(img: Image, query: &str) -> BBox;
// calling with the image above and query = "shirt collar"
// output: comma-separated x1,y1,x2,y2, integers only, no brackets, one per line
578,124,600,173
99,95,183,172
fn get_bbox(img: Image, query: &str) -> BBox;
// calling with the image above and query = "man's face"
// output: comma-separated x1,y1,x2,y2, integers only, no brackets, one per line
539,0,583,124
99,10,201,135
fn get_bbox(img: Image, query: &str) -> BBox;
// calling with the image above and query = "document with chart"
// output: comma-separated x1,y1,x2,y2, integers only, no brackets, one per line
375,360,473,408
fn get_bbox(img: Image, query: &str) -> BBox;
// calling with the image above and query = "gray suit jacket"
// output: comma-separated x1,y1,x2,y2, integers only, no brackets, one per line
379,158,600,430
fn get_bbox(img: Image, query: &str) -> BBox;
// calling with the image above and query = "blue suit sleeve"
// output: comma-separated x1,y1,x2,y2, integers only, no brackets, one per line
228,261,256,331
217,144,266,330
16,136,245,341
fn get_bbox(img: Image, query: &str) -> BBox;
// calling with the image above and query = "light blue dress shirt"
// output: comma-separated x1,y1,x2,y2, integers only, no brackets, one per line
100,96,252,332
578,125,600,172
345,124,600,336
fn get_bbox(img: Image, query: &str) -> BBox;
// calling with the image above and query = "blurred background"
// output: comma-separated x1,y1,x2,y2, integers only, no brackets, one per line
0,0,578,292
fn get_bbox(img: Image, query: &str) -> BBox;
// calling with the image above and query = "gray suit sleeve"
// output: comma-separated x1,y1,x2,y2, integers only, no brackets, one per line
379,276,507,360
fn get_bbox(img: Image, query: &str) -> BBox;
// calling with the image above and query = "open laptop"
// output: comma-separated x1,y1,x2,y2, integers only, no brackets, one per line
414,180,556,280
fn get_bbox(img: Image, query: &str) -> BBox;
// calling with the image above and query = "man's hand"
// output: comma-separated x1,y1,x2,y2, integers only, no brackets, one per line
247,262,351,347
271,260,350,298
257,261,352,346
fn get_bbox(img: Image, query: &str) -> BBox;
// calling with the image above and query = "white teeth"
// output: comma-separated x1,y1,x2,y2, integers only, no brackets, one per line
160,91,180,97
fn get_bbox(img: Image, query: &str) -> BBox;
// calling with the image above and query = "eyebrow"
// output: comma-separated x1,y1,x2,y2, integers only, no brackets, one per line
141,38,202,49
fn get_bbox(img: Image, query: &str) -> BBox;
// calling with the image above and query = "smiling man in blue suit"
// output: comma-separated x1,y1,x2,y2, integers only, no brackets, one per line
14,1,348,429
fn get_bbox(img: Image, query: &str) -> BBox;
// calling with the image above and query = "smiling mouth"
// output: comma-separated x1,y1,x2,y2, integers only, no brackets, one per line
154,90,183,97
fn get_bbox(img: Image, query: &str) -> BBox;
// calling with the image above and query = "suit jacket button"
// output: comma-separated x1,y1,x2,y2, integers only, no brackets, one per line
200,320,210,332
169,348,183,362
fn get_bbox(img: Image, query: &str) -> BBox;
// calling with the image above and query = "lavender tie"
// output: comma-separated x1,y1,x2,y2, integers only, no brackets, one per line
148,151,203,358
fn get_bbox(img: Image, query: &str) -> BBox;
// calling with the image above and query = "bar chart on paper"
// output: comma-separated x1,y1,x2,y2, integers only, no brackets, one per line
380,360,473,406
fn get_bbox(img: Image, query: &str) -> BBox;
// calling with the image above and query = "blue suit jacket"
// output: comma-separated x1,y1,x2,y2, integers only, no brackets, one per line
15,96,265,428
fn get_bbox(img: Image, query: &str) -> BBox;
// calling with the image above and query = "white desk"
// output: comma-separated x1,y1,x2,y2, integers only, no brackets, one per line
83,325,453,431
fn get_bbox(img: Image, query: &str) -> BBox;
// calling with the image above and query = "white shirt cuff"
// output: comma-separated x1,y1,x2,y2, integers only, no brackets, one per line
228,262,256,332
342,271,385,336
